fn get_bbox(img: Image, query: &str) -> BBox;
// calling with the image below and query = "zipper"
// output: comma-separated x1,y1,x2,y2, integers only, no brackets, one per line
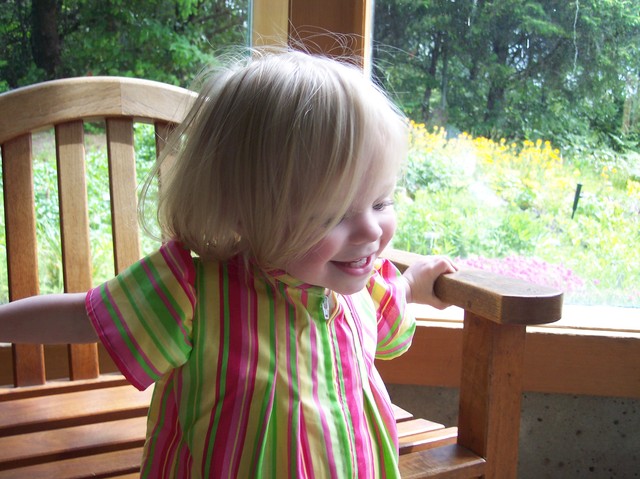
322,294,330,320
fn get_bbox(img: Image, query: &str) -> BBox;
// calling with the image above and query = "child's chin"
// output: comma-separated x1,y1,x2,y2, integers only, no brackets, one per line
332,280,369,296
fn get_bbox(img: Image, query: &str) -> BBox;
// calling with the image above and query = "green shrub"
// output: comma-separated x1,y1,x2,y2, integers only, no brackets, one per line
395,124,640,307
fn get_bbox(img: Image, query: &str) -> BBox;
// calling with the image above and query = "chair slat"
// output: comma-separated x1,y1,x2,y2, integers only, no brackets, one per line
397,418,444,438
56,121,93,292
55,120,99,380
399,427,458,456
154,121,173,156
0,416,147,470
106,118,140,273
155,121,178,209
392,403,414,422
2,134,39,301
0,384,152,436
1,134,45,386
10,344,45,387
0,374,130,401
0,447,144,479
399,444,486,479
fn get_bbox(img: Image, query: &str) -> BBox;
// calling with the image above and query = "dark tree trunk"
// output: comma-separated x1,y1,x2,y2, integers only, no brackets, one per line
484,36,509,128
421,33,442,123
31,0,61,78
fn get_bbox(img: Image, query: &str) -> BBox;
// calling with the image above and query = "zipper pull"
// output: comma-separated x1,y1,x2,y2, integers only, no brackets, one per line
322,295,330,320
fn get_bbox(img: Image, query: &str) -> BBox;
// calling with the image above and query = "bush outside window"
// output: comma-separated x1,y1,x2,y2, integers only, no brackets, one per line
373,0,639,307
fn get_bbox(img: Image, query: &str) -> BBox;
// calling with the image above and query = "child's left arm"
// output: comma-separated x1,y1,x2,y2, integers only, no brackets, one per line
399,256,457,308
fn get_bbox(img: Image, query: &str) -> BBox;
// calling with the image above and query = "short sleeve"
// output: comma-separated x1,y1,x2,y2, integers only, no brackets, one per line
86,241,197,390
367,258,416,360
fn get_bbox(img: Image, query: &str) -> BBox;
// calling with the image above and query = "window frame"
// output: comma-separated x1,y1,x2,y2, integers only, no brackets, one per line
251,0,640,401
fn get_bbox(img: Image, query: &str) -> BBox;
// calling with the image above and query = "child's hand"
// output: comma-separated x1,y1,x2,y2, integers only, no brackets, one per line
400,256,457,308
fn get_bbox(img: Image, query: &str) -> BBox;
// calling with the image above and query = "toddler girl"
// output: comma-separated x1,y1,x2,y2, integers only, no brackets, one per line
0,49,456,478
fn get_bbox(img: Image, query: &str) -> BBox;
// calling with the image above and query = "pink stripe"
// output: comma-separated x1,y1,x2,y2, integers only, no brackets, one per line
242,280,262,468
224,267,259,476
308,320,338,478
298,412,311,478
336,299,371,477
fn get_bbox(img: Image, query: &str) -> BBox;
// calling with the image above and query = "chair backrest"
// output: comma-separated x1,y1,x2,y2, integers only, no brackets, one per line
0,77,195,387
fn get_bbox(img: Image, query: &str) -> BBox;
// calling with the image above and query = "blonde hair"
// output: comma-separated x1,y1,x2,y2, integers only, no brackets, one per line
143,49,407,270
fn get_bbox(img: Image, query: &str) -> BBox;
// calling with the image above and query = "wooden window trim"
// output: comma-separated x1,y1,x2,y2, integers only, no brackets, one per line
375,304,640,399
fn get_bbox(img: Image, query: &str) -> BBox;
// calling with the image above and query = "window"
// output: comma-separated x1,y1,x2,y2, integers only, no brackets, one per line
372,0,639,308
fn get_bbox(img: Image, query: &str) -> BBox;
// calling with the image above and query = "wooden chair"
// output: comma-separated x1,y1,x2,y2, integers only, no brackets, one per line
0,77,563,478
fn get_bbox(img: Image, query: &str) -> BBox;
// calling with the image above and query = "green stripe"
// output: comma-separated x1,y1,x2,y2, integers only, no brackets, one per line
328,320,354,477
101,281,158,380
249,278,277,475
286,293,300,478
130,259,191,360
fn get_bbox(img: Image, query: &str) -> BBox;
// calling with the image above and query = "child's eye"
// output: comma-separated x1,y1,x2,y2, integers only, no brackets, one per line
373,200,394,211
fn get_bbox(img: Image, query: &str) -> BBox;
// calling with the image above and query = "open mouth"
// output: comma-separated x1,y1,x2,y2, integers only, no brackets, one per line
333,255,374,271
345,257,369,268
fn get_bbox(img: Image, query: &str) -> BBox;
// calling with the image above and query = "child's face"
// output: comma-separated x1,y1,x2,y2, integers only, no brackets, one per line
284,168,397,295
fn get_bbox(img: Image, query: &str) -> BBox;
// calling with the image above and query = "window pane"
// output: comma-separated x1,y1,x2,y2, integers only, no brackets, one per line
373,0,640,307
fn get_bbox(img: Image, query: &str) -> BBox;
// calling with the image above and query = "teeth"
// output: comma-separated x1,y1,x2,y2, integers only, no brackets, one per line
348,257,368,268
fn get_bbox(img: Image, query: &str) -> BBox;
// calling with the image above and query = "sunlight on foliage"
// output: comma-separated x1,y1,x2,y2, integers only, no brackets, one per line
395,122,640,307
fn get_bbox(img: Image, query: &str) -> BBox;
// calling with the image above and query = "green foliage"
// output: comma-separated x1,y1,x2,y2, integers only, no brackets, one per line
0,0,249,90
394,125,640,307
374,0,640,151
133,123,163,257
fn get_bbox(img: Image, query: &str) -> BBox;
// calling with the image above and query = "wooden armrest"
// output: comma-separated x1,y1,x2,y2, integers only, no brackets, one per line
383,248,563,325
384,247,564,477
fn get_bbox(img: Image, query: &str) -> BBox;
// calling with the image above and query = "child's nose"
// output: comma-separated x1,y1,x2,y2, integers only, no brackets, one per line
349,212,382,244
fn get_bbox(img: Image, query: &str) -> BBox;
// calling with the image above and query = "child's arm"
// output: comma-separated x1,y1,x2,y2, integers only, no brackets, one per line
400,256,457,308
0,293,98,344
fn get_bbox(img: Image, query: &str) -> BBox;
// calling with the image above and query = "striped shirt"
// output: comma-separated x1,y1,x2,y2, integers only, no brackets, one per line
86,240,415,478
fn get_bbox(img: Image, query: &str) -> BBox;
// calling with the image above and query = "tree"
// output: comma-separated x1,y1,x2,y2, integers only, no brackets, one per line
31,0,62,78
0,0,249,91
373,0,640,148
